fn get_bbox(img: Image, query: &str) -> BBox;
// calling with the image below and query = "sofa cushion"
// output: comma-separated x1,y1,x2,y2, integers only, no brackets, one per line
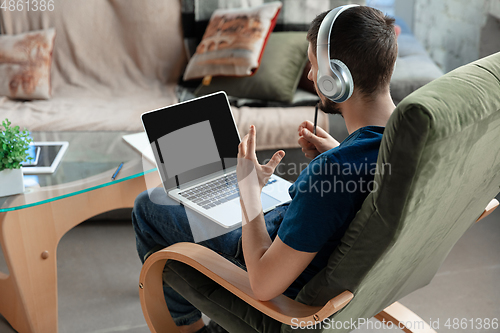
181,0,366,59
0,1,187,94
0,28,55,100
195,32,309,104
183,2,282,81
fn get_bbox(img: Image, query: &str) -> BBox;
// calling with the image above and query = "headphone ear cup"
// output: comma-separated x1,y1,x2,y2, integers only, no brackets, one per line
329,59,354,103
317,72,341,98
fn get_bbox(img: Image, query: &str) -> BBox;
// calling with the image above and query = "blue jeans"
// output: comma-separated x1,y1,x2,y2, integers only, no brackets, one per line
132,188,290,326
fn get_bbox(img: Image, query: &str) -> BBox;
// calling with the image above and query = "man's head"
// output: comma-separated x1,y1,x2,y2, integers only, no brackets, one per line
307,6,397,114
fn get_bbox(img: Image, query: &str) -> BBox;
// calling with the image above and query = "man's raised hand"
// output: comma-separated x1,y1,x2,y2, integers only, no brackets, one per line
237,125,284,223
237,125,285,192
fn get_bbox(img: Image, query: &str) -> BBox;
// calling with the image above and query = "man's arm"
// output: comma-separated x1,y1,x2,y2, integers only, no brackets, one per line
237,126,317,301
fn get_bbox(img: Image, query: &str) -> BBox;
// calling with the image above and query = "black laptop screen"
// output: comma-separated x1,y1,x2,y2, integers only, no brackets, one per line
142,92,240,189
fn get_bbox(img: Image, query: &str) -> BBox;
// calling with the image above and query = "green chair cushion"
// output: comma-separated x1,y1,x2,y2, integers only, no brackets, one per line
291,52,500,332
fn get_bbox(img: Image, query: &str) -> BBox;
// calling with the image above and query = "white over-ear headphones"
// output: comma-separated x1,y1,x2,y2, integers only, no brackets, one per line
316,4,359,103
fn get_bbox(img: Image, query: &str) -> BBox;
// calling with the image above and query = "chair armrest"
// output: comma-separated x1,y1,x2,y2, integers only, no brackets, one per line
139,242,353,331
476,199,499,223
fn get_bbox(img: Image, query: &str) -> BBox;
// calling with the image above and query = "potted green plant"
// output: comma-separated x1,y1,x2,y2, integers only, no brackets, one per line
0,119,33,197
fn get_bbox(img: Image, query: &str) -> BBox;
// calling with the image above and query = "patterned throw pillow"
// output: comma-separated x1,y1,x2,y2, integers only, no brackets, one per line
182,2,282,81
181,0,365,59
0,28,56,100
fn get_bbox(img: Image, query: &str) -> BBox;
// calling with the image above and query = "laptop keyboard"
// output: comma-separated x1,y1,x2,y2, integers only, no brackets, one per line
178,173,277,210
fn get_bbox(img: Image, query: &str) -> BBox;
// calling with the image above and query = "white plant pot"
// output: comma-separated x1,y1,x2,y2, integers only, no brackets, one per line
0,168,25,197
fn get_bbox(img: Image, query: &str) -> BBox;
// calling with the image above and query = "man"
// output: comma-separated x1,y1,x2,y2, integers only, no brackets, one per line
132,5,397,333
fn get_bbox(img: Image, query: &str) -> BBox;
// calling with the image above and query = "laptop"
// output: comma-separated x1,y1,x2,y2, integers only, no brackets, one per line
141,91,292,228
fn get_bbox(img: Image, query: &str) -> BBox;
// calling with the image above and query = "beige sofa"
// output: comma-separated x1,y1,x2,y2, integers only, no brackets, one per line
0,1,443,152
0,1,328,151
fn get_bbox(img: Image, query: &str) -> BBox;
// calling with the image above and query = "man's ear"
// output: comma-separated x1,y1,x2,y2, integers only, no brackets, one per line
298,62,317,95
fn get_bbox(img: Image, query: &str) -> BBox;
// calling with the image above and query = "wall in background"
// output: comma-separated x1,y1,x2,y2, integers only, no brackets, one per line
394,0,414,31
413,0,498,73
366,0,395,16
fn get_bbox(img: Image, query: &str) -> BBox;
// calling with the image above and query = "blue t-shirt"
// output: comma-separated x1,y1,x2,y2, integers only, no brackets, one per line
276,125,384,293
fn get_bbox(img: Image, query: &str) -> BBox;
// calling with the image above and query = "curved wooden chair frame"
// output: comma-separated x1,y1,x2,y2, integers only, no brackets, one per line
139,199,498,333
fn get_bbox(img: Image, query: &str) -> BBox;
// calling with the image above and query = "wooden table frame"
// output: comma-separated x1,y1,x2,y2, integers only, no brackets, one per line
0,170,159,333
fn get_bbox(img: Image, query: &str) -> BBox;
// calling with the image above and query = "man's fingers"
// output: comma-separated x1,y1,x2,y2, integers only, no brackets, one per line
301,127,323,146
239,133,249,157
298,120,314,132
303,150,318,159
298,120,329,138
266,150,285,171
298,137,316,150
247,125,257,157
301,147,316,155
305,153,316,159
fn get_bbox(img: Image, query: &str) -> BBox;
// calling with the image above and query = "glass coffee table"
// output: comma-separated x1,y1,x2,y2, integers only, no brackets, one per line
0,131,159,333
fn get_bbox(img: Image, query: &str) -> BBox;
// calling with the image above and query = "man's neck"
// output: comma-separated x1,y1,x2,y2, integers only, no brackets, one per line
341,90,396,135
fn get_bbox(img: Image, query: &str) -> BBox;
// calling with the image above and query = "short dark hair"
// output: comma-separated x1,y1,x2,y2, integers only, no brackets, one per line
307,6,397,98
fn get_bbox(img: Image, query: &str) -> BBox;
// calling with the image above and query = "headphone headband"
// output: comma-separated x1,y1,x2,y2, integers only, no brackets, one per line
316,4,359,103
